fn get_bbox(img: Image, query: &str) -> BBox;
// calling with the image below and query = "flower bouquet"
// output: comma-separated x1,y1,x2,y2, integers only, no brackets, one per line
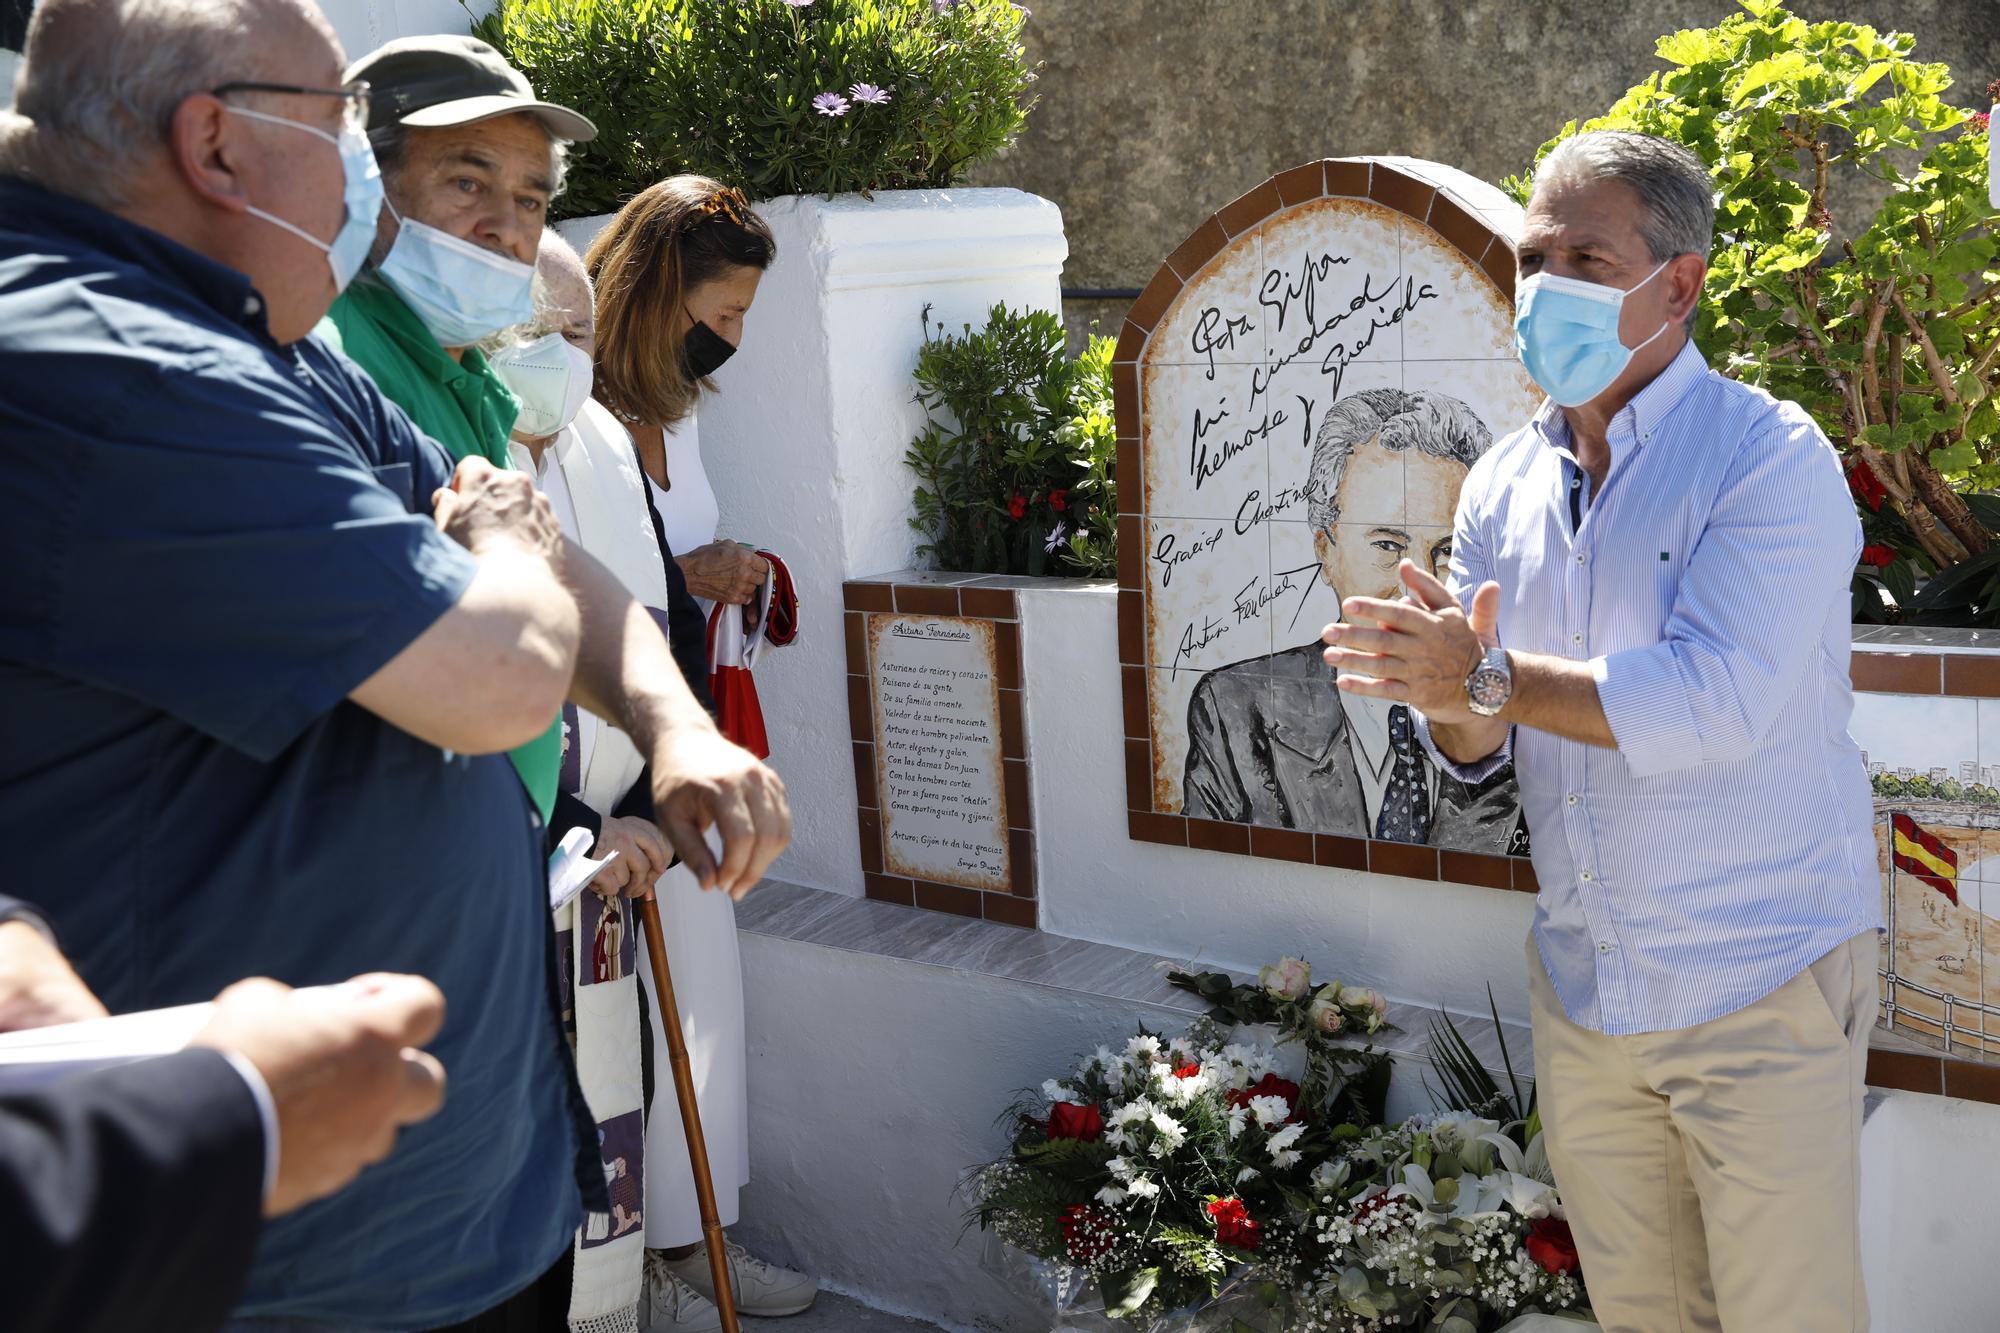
1292,1112,1588,1332
1166,957,1393,1125
969,1023,1355,1326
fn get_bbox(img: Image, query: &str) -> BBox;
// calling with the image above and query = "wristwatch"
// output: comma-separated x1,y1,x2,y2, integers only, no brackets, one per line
1465,646,1513,718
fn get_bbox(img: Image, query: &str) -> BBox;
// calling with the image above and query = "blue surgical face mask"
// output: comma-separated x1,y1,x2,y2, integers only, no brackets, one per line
226,106,382,292
1513,258,1673,407
375,201,537,348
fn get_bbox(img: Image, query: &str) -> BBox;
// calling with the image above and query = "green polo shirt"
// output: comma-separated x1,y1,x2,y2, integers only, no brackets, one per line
319,278,561,822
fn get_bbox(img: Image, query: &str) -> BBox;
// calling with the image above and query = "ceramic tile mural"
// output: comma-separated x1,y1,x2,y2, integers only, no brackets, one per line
1133,161,1532,860
1853,691,2000,1055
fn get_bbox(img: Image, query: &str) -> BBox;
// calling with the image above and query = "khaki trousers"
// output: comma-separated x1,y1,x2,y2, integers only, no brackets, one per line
1526,931,1876,1333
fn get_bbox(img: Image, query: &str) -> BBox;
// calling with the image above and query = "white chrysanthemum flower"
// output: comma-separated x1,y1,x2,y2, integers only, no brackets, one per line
1268,1122,1304,1153
1226,1105,1249,1140
1107,1155,1135,1180
1042,1079,1077,1105
1104,1128,1134,1151
1124,1175,1160,1199
1249,1094,1291,1128
1236,1166,1260,1184
1108,1098,1156,1127
1095,1183,1127,1207
1271,1147,1303,1169
1125,1034,1163,1062
1148,1111,1187,1157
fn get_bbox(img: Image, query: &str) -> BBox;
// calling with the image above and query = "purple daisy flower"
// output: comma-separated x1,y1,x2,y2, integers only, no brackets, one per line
848,82,892,105
811,91,851,117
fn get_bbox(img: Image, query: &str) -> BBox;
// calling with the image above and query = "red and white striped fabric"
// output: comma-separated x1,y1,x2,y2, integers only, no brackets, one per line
704,551,797,759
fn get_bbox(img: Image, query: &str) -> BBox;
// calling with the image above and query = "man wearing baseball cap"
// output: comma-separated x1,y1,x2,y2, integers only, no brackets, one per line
319,34,597,831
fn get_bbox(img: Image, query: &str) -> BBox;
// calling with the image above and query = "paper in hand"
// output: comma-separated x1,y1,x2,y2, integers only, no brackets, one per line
547,825,621,912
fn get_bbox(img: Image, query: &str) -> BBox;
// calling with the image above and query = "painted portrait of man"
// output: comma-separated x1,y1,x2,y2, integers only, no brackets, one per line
1182,387,1521,850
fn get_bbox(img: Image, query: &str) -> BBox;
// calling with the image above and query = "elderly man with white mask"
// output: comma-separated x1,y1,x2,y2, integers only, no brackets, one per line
1322,130,1880,1332
0,0,790,1329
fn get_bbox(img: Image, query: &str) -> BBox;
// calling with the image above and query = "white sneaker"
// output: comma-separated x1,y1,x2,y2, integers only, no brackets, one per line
659,1238,818,1318
640,1252,725,1332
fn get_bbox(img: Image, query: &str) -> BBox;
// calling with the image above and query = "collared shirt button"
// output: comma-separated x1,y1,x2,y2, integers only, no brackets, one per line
1566,794,1579,806
1597,940,1614,953
1580,870,1593,881
1575,553,1587,565
1572,632,1584,645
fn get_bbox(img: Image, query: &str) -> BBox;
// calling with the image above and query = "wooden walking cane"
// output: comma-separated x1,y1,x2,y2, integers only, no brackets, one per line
637,893,741,1333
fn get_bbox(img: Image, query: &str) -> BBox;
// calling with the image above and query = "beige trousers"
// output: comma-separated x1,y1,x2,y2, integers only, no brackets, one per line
1526,931,1877,1333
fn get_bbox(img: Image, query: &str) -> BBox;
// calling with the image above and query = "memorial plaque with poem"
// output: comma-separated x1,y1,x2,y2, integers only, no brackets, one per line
868,613,1012,892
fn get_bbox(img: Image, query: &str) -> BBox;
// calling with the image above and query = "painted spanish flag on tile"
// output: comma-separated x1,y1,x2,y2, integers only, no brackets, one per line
1893,813,1960,905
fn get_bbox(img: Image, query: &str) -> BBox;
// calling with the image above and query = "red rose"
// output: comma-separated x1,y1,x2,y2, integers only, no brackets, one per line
1008,493,1028,520
1525,1217,1580,1274
1061,1204,1116,1263
1049,488,1068,512
1205,1196,1263,1252
1350,1192,1410,1226
1860,544,1896,568
1046,1101,1104,1142
1226,1072,1303,1121
1846,459,1886,513
1171,1060,1202,1079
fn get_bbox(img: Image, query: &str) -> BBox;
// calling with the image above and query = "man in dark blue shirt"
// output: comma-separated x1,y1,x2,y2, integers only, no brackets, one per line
0,0,790,1327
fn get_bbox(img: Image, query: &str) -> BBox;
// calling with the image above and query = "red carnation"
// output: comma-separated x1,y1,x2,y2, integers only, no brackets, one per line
1205,1196,1263,1251
1226,1072,1303,1121
1525,1216,1580,1274
1049,488,1068,512
1860,544,1896,568
1350,1191,1411,1226
1171,1060,1202,1079
1046,1101,1104,1142
1846,458,1886,513
1061,1204,1116,1263
1008,493,1028,520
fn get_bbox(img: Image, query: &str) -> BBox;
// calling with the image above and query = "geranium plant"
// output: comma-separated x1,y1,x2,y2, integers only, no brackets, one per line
906,303,1118,578
1509,0,2000,624
476,0,1038,217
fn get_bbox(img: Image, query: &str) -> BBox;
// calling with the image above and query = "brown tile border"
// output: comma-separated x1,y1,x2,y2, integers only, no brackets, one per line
1315,834,1369,871
1187,817,1251,856
1476,236,1516,300
1121,665,1149,739
1273,160,1327,205
1251,824,1315,864
1512,858,1541,894
894,584,959,616
1125,268,1182,336
1124,739,1152,811
1367,168,1436,224
1112,361,1139,434
1113,318,1149,367
1852,651,1943,695
1129,809,1188,845
1369,840,1440,882
1117,514,1143,591
1941,654,2000,698
1118,590,1146,665
1867,1047,1943,1095
1324,158,1371,197
1217,179,1282,238
843,578,1038,929
1440,849,1515,892
1165,215,1228,282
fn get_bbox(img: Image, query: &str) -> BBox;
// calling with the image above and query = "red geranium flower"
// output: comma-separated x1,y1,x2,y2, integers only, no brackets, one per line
1048,488,1068,511
1846,458,1886,513
1171,1060,1202,1079
1968,110,1991,134
1061,1204,1116,1263
1007,493,1028,520
1525,1216,1580,1274
1226,1072,1303,1121
1860,544,1896,568
1205,1196,1263,1252
1046,1101,1104,1142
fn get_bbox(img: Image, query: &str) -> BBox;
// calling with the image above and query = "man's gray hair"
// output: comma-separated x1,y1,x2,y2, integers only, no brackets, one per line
1534,130,1714,331
0,0,280,209
1304,388,1492,530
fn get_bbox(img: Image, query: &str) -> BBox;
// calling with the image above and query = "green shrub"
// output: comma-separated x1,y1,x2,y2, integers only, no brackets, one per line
1510,0,2000,624
475,0,1038,218
905,304,1117,578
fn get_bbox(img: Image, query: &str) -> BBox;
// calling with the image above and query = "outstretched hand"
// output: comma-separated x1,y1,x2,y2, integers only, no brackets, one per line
647,728,790,899
1320,560,1502,724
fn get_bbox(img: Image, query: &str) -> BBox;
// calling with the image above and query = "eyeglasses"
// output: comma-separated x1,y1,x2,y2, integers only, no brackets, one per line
211,80,371,135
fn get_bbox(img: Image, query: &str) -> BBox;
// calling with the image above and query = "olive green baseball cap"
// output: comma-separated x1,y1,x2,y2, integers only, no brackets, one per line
346,34,597,143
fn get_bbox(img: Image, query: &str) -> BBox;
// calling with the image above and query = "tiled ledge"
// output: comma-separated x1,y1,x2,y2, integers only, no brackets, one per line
738,881,2000,1109
1852,626,2000,695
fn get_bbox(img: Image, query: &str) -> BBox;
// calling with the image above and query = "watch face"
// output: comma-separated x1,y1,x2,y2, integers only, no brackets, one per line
1468,666,1511,711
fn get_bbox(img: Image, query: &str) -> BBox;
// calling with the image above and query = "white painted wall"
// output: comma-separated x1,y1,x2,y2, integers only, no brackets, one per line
1859,1090,2000,1331
314,0,488,62
1017,583,1543,1027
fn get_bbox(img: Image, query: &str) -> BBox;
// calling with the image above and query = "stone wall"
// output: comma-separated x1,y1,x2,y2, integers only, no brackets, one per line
964,0,2000,345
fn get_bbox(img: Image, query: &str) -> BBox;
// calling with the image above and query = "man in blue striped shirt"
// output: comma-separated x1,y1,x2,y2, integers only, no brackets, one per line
1323,131,1881,1331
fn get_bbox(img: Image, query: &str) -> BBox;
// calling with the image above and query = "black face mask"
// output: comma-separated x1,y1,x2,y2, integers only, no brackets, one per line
682,314,738,379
